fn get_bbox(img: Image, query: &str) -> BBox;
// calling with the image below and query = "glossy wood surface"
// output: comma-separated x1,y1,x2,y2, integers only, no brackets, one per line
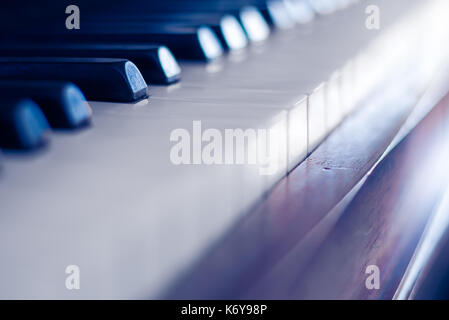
163,71,449,299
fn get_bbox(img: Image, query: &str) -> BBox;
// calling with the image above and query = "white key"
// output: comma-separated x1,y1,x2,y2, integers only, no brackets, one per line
0,99,287,298
150,85,308,172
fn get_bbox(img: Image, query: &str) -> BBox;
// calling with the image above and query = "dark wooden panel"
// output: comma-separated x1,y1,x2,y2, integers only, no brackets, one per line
252,92,449,299
161,76,442,299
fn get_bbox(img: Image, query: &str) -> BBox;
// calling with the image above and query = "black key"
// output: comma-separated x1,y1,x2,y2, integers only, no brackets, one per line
0,98,49,149
213,14,249,50
84,1,243,16
86,4,270,43
85,13,248,51
0,58,148,102
235,6,271,42
0,81,92,129
0,44,181,84
104,1,271,42
8,25,224,62
257,0,296,29
82,20,244,52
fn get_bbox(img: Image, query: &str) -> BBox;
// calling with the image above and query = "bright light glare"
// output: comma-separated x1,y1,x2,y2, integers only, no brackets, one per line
221,15,248,50
197,27,224,60
158,46,181,78
240,7,270,42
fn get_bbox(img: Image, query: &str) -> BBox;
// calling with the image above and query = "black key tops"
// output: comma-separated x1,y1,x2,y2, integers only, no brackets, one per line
0,81,92,128
8,24,224,62
85,12,248,51
0,44,181,85
0,98,49,149
0,57,148,102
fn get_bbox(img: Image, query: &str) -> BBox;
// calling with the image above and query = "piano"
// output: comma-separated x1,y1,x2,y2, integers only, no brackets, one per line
1,0,449,299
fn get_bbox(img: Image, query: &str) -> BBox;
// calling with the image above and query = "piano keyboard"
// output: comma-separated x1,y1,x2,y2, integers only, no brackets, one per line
0,0,449,298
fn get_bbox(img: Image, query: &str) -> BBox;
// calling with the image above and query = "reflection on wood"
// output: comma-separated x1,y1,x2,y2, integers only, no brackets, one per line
162,78,444,299
260,92,449,299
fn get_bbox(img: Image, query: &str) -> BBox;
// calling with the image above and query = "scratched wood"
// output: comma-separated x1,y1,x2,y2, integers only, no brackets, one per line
161,76,449,299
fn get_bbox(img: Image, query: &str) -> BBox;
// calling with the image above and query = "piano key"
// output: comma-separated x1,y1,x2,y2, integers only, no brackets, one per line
145,15,249,51
176,55,336,153
0,100,290,298
86,0,243,16
89,0,255,18
308,83,326,152
149,85,308,171
11,25,224,62
0,44,181,85
12,1,264,47
152,15,248,51
92,100,289,185
238,6,271,42
0,58,148,102
283,0,316,24
308,0,340,15
0,98,49,149
0,81,92,129
216,15,250,50
155,0,421,157
139,2,269,42
325,70,343,131
85,12,249,51
258,0,296,29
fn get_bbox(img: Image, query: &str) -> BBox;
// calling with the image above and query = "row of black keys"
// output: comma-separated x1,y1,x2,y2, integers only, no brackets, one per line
0,0,347,150
0,54,159,150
